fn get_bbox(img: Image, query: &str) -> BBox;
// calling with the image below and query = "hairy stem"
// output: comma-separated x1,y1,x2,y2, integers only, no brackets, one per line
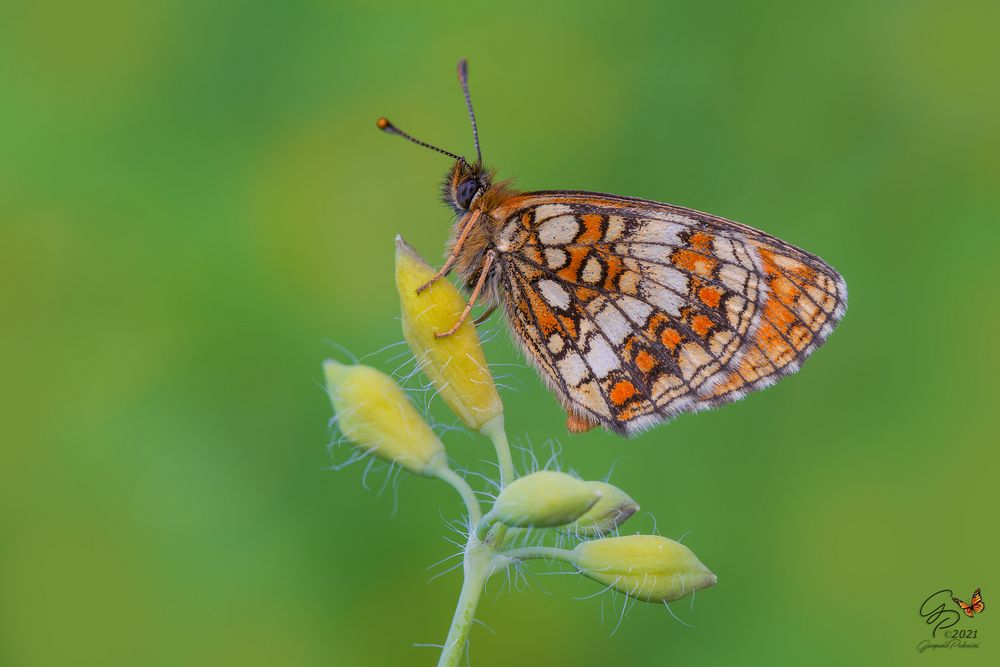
479,415,514,488
437,416,514,665
434,465,482,525
437,542,493,667
502,545,576,564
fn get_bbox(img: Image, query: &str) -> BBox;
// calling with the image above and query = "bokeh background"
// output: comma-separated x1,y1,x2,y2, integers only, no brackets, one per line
3,1,998,665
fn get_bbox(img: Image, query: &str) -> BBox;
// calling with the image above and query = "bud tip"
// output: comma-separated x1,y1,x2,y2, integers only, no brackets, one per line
395,234,420,259
323,358,347,381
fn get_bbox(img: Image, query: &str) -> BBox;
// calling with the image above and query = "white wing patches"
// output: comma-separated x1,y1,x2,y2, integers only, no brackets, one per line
624,243,665,261
802,280,837,314
537,279,571,309
605,215,625,242
678,342,718,383
718,264,752,293
576,381,612,418
629,219,685,245
651,373,686,403
547,332,565,355
636,260,687,296
707,330,739,358
581,256,602,283
557,350,588,385
498,195,846,436
640,210,703,228
618,296,653,326
723,293,756,334
713,237,744,265
533,203,574,222
543,247,567,269
714,238,761,335
640,279,684,315
584,336,618,379
593,303,631,345
537,215,580,245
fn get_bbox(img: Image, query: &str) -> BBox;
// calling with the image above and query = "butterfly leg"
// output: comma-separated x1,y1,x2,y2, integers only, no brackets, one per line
416,209,482,294
473,305,496,325
435,250,496,339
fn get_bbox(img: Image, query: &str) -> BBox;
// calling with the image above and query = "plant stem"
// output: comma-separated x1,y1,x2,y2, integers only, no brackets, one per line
502,545,576,563
437,418,513,665
437,541,493,667
479,415,514,488
434,465,482,525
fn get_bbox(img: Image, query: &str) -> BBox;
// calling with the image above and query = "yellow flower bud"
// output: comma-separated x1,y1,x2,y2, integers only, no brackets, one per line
323,360,447,477
570,535,716,603
568,482,639,537
492,471,599,528
394,236,502,431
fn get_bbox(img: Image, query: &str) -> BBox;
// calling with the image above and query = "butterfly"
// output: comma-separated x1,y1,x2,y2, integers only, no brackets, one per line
953,588,985,617
378,59,847,436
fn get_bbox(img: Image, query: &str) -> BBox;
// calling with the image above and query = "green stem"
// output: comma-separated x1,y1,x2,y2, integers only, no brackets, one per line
433,463,482,525
478,416,516,548
502,545,576,563
436,418,515,666
437,542,493,667
474,510,495,541
479,415,514,488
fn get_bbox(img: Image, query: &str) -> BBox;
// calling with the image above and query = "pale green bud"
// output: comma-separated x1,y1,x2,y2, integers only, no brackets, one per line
395,236,502,431
323,360,447,477
492,471,599,528
570,535,717,603
567,482,639,537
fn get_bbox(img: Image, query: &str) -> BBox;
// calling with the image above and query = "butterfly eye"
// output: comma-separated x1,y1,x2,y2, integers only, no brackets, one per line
455,179,480,210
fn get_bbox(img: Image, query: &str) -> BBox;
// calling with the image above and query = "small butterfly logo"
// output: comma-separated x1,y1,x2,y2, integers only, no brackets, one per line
953,588,985,617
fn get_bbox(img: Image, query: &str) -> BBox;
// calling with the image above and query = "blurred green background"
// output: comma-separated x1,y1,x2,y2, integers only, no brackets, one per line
3,1,998,665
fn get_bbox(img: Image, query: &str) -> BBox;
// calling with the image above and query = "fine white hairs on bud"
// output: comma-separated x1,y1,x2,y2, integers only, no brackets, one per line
567,481,639,537
570,535,717,603
323,360,448,477
491,470,599,528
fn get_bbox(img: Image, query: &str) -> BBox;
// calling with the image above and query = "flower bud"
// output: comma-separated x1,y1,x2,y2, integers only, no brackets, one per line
568,482,639,537
323,360,447,477
570,535,716,603
395,236,502,431
492,471,599,528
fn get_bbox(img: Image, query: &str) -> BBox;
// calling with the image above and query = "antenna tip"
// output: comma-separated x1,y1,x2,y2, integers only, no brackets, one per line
457,58,468,82
376,117,394,132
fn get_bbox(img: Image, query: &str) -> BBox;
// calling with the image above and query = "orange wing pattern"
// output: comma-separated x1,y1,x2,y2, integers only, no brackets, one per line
492,191,847,435
953,588,985,617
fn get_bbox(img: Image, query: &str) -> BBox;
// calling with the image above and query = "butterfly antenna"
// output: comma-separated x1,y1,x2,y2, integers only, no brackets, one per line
456,58,482,164
376,117,469,167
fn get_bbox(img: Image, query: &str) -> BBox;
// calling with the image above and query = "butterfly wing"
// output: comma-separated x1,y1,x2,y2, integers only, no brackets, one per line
493,191,847,435
970,588,985,614
954,596,975,617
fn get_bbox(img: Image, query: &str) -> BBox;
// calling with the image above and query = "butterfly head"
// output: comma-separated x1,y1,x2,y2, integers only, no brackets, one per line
443,159,492,215
378,59,490,216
